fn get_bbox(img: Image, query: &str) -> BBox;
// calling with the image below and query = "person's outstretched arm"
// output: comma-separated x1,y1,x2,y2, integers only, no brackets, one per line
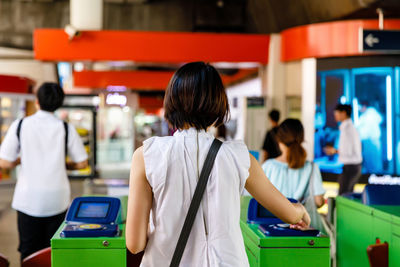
0,158,20,169
245,154,310,226
126,147,153,254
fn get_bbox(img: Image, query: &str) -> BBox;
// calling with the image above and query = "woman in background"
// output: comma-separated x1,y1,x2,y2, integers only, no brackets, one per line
262,119,325,208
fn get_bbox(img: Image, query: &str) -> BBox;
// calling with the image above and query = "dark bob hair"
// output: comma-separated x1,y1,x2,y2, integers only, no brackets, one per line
335,104,352,117
164,62,229,130
37,82,65,112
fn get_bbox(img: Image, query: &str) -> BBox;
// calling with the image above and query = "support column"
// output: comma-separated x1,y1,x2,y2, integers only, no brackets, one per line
301,58,317,160
266,34,286,118
70,0,103,30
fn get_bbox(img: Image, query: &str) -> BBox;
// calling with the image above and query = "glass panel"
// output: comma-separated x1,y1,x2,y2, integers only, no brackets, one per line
395,67,400,175
353,68,393,174
314,71,346,174
97,107,134,178
56,107,95,178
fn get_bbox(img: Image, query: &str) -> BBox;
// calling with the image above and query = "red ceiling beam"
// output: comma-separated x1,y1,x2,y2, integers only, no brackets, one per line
74,70,173,90
0,75,35,94
73,69,259,90
34,30,270,63
281,19,400,62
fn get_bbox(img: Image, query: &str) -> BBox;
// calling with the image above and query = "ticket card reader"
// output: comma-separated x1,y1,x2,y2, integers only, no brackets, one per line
61,196,121,238
240,197,330,267
247,198,320,237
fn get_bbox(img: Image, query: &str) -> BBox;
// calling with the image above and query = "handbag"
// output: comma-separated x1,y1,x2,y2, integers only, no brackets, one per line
302,162,336,263
169,138,223,267
302,163,326,233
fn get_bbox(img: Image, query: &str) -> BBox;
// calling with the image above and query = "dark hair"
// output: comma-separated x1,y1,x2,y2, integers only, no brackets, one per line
276,119,307,169
37,82,65,112
269,109,280,123
216,124,227,139
335,104,352,117
164,62,229,130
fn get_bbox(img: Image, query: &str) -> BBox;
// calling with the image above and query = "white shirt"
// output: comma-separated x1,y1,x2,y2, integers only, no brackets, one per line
141,128,250,267
0,110,88,217
356,107,383,140
338,119,362,165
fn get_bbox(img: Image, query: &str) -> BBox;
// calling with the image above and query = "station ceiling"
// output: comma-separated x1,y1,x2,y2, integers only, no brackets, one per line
1,0,400,50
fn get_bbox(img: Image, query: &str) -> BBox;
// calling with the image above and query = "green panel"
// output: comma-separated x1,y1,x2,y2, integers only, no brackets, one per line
370,206,396,221
52,248,126,267
336,197,373,267
240,196,252,222
391,234,400,267
259,248,330,267
372,216,392,243
119,195,128,222
336,196,400,267
242,222,329,248
244,245,259,267
51,223,126,249
241,197,330,267
372,205,400,216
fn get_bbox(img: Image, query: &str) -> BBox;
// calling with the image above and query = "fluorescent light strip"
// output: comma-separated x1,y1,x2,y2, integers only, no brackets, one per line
386,75,393,161
353,98,359,125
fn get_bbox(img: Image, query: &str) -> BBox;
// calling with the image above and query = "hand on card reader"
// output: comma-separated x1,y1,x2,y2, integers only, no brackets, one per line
61,196,121,238
247,198,320,237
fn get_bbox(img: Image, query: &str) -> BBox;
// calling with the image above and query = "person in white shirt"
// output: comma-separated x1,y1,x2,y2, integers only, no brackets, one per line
125,62,311,267
325,104,362,195
0,83,88,260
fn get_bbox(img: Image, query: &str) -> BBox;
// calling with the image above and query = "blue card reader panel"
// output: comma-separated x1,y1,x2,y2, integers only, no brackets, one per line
65,196,121,224
258,224,320,237
61,223,119,238
247,198,298,224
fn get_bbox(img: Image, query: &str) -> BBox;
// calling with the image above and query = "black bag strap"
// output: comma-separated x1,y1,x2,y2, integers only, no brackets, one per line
16,118,24,143
63,121,68,157
170,138,223,267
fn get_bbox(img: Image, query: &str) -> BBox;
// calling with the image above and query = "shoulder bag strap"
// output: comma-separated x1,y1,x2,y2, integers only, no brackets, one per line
308,163,315,198
300,162,315,203
16,118,24,151
169,138,223,267
63,121,68,157
16,118,24,143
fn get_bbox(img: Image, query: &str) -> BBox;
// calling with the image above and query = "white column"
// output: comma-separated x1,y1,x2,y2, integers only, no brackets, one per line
301,58,317,160
266,34,286,118
70,0,103,30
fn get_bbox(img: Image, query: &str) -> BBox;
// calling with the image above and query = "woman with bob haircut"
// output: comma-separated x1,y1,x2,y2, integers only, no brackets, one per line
262,119,325,208
126,62,310,267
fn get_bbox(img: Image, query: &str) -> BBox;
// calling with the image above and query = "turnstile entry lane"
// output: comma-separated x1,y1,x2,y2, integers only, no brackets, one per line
241,197,331,267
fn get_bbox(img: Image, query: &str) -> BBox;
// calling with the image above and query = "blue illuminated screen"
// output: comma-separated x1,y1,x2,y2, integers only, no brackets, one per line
76,202,110,218
315,66,400,175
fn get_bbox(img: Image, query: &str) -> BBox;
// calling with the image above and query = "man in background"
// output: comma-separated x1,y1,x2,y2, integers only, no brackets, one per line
0,83,88,261
261,109,281,162
325,104,362,195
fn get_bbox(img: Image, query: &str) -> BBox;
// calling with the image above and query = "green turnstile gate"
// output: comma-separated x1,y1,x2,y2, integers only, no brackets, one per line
336,196,400,267
240,197,331,267
52,224,127,267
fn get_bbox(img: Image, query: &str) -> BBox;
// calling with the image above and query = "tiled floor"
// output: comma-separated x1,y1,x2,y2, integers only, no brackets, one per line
0,180,87,267
0,181,18,267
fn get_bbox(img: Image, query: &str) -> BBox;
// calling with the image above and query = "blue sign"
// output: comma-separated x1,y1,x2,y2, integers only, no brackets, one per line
360,29,400,52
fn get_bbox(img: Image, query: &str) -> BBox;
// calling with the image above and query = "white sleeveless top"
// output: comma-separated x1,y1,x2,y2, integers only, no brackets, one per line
141,128,250,267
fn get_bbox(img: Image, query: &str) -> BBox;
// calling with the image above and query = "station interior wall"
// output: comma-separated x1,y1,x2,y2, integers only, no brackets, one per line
0,47,56,90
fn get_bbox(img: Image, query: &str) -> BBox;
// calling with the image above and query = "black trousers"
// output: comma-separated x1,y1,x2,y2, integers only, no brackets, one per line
338,164,362,195
17,210,66,261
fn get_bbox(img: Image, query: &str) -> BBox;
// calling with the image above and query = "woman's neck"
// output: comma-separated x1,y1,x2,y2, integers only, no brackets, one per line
275,145,288,163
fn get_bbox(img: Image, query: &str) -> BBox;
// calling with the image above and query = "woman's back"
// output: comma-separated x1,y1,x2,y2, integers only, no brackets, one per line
262,159,325,201
141,128,250,267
